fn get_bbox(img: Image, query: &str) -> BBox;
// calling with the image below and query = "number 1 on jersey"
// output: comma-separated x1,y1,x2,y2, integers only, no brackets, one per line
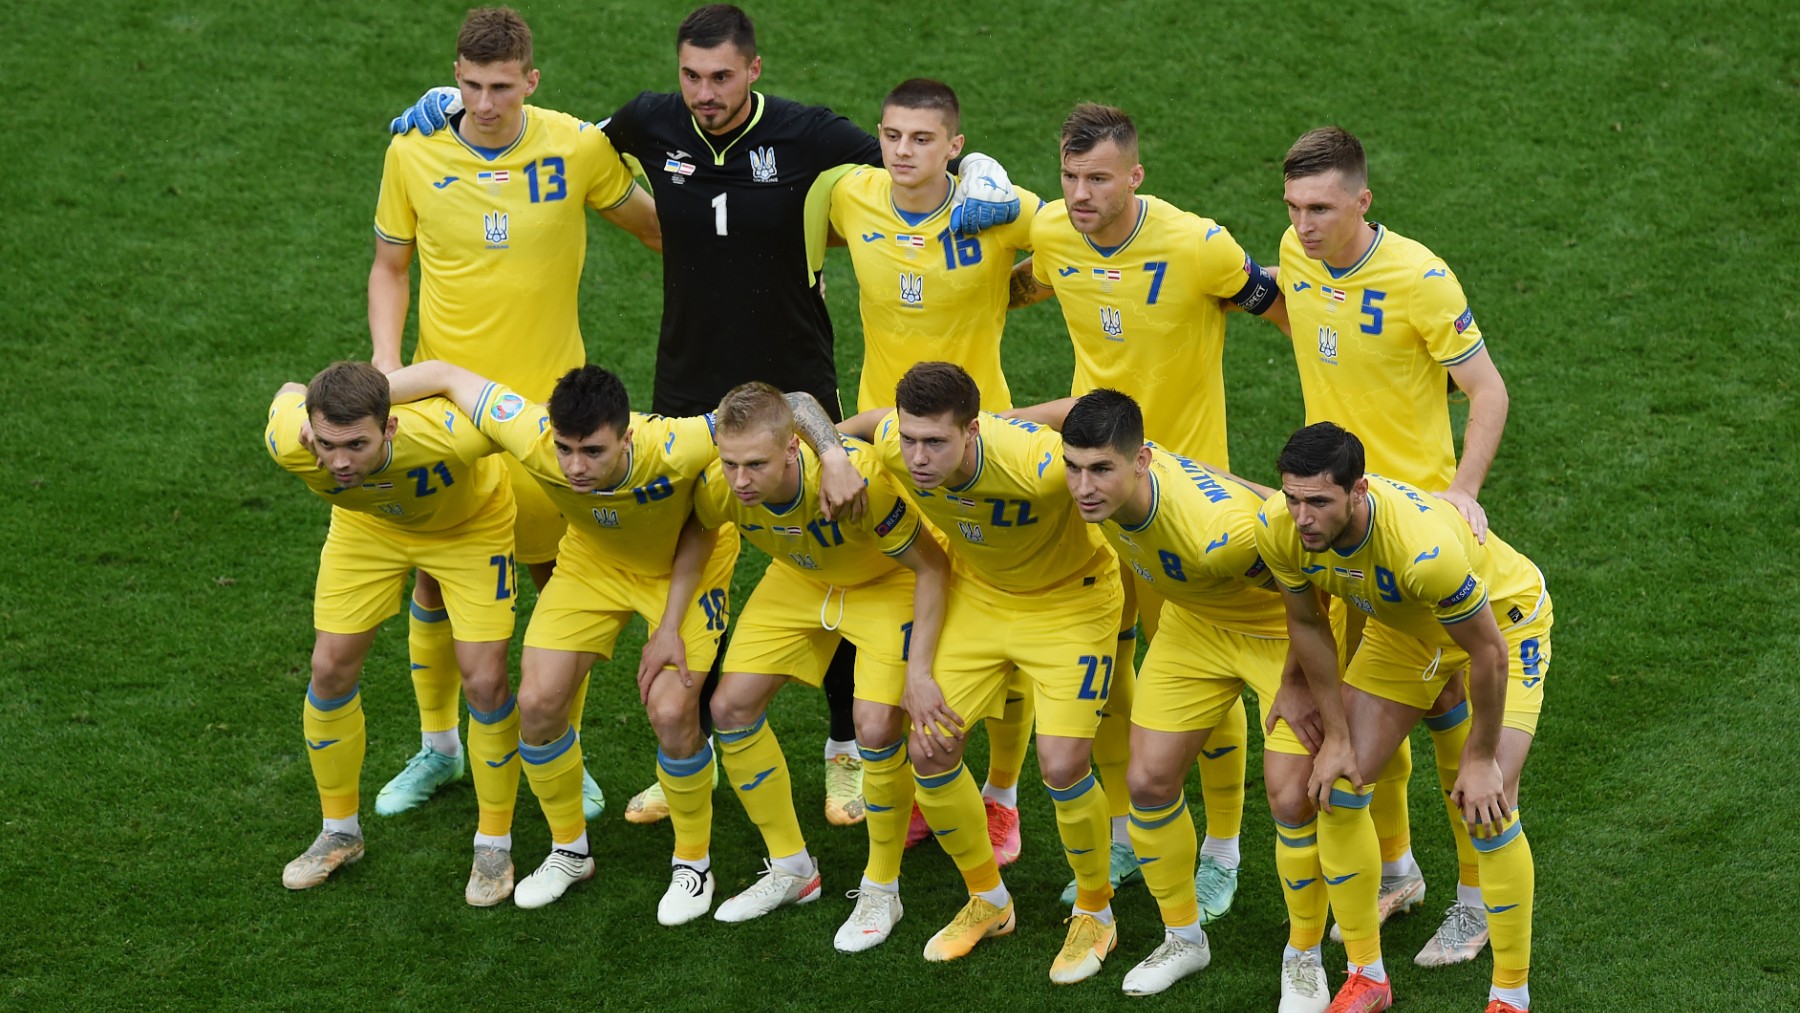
712,193,728,236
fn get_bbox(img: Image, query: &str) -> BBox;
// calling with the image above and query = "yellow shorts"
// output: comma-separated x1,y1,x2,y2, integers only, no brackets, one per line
508,457,567,566
1133,605,1308,756
724,563,915,707
314,494,517,641
523,530,738,668
1346,593,1554,736
933,559,1124,739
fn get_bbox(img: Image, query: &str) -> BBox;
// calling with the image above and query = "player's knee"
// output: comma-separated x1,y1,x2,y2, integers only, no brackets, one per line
459,666,509,713
647,690,700,743
1266,775,1315,826
708,691,762,733
853,701,904,747
1037,750,1092,790
1127,760,1181,810
309,647,360,697
908,735,958,777
516,681,565,738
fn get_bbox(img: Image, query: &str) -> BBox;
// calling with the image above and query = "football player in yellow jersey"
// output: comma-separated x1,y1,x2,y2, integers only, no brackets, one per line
1256,423,1552,1013
651,384,949,949
367,8,661,819
1280,126,1515,964
840,363,1123,984
1007,389,1330,1008
1012,102,1290,921
828,77,1043,869
265,362,522,906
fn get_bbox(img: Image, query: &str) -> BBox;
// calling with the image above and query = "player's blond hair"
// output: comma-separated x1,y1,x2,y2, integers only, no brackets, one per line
1284,127,1367,191
457,6,533,69
306,361,391,427
714,382,794,439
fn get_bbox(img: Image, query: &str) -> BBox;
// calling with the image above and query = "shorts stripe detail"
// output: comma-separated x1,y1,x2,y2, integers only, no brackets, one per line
409,600,450,622
658,741,715,777
306,685,360,712
1425,700,1471,731
468,694,517,726
1329,787,1373,810
715,714,768,744
1046,772,1098,802
858,739,905,762
519,725,577,765
915,762,966,790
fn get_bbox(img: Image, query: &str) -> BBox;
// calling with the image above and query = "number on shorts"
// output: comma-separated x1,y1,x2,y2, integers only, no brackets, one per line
1076,654,1114,700
490,553,514,600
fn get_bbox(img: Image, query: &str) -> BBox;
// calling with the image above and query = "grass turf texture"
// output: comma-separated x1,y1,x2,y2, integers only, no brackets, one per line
3,0,1797,1008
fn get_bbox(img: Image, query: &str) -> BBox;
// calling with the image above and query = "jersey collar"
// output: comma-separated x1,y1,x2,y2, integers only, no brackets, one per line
692,92,767,165
764,444,810,516
597,433,637,494
890,176,955,227
1116,472,1161,533
1083,197,1147,258
451,109,532,162
1332,489,1377,557
946,424,987,494
1322,223,1386,281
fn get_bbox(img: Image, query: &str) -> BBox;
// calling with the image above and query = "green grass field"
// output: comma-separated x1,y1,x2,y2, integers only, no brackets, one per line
4,0,1797,1008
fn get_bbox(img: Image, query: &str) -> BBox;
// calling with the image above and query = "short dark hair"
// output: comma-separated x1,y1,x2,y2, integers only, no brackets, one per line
306,361,390,427
1276,422,1366,492
895,362,981,426
547,365,630,438
1061,102,1137,159
882,78,960,135
1284,126,1367,190
678,4,756,56
714,381,794,438
1062,389,1144,457
457,6,533,68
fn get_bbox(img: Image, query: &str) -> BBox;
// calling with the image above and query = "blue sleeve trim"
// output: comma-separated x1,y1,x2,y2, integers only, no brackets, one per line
1440,338,1486,367
1438,591,1491,625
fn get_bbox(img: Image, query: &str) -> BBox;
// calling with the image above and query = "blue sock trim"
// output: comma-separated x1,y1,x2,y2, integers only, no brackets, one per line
1118,626,1138,643
658,741,715,778
1328,787,1372,810
1275,814,1319,847
1128,794,1188,830
858,739,905,763
468,694,517,726
409,600,450,623
306,684,360,711
519,725,577,765
1046,771,1098,802
1425,700,1471,732
915,762,966,790
1470,810,1525,853
715,713,768,745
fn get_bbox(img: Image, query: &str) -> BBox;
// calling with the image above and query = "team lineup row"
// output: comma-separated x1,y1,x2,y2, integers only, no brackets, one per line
270,5,1546,1012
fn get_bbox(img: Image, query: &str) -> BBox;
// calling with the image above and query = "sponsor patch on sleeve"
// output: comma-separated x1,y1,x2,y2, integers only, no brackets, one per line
874,499,908,537
1453,306,1475,334
1439,574,1479,609
1243,558,1268,580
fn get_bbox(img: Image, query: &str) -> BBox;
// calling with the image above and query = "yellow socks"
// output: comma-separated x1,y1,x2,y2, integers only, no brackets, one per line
718,715,805,862
982,675,1033,794
304,685,366,821
407,599,461,735
1048,771,1114,911
1197,694,1247,842
859,738,912,885
1427,701,1482,888
1318,777,1382,968
1370,735,1413,864
1275,814,1328,950
1475,807,1534,994
1128,793,1197,928
659,742,717,864
1093,630,1136,823
914,761,1000,894
519,725,586,846
466,696,521,839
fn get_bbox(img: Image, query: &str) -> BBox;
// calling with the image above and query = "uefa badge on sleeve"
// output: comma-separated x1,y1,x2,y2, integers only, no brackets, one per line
490,393,525,423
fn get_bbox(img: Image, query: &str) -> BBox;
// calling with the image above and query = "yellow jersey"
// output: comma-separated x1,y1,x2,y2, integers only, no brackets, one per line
374,108,638,401
695,437,920,587
1103,445,1286,638
1278,223,1486,490
1256,475,1544,648
1031,195,1261,466
469,381,716,577
828,167,1040,412
265,391,504,533
874,412,1112,594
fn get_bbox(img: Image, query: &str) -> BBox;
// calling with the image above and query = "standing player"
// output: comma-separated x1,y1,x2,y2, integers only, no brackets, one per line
265,362,522,906
1016,103,1288,915
368,7,659,821
1013,389,1331,1008
826,76,1044,865
841,363,1124,985
658,383,948,950
1279,126,1513,963
1257,423,1551,1013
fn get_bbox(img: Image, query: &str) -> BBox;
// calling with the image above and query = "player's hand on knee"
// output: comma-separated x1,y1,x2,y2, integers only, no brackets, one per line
1266,681,1323,754
950,152,1021,235
390,86,460,136
1308,738,1361,812
902,678,963,759
637,627,690,704
1451,757,1507,837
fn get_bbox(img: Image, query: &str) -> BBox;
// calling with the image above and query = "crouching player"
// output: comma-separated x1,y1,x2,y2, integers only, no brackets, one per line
652,382,948,948
265,362,522,905
1257,423,1552,1013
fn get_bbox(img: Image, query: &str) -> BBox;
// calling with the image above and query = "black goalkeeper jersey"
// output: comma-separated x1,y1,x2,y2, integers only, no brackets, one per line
602,91,881,419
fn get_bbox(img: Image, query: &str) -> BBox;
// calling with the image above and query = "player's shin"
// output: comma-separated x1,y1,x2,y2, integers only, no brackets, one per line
1426,702,1480,889
982,678,1033,795
914,762,1001,894
1196,694,1247,845
407,598,462,740
304,685,367,821
1128,793,1199,930
467,695,521,839
519,726,586,846
1275,815,1329,950
1370,736,1414,868
718,714,805,862
565,671,592,737
1473,808,1534,996
658,742,717,864
1093,632,1136,834
1318,778,1383,969
1047,769,1114,911
859,738,912,885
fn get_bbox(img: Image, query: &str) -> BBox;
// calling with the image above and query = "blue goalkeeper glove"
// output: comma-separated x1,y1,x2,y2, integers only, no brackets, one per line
390,86,461,136
949,151,1021,235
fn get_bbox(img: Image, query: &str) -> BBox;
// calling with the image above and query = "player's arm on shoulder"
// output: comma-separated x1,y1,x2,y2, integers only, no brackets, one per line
1002,396,1076,430
1008,256,1056,309
389,86,459,136
368,237,414,374
599,182,662,254
837,407,892,442
386,361,488,417
1441,347,1508,541
785,392,866,522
